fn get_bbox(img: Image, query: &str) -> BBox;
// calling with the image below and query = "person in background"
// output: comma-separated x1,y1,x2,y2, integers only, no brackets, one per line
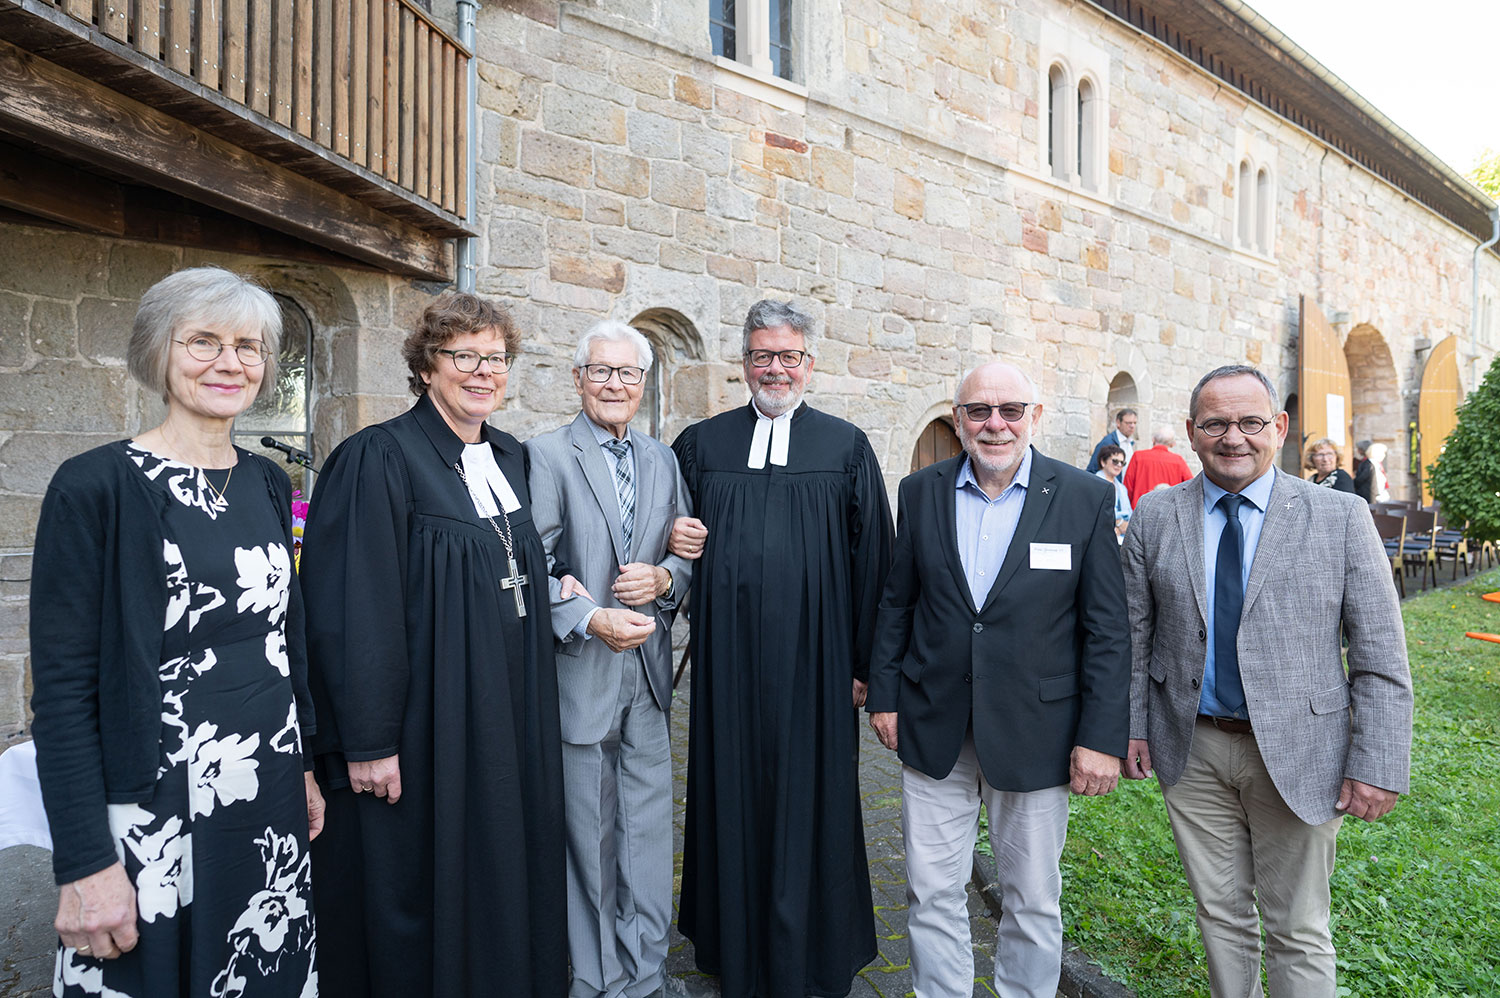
1352,440,1375,502
30,266,320,997
1305,438,1356,493
1121,426,1193,508
1095,443,1131,540
1085,407,1138,474
300,293,569,998
1365,442,1392,503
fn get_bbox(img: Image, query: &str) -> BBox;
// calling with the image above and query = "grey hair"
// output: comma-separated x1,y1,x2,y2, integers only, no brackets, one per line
953,363,1039,405
1188,364,1280,419
1151,425,1176,445
573,319,653,371
741,299,818,356
128,266,282,401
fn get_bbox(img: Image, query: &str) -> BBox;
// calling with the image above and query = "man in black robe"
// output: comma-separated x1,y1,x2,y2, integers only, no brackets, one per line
299,391,566,998
673,298,894,998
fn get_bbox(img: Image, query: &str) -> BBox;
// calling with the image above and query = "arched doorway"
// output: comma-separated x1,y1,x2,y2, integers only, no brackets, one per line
629,308,706,442
910,418,961,472
1280,391,1301,474
1417,335,1463,506
1343,323,1402,494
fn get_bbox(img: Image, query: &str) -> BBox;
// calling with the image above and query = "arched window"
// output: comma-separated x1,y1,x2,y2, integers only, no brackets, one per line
1237,159,1253,247
1077,77,1098,190
1280,391,1301,473
910,418,962,472
236,293,315,492
1048,63,1069,182
1256,167,1272,254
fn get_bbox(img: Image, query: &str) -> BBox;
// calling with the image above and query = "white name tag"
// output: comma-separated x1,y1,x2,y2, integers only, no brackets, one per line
1030,542,1072,571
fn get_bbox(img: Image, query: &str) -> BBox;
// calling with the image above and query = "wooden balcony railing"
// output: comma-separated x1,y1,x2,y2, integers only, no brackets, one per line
37,0,468,219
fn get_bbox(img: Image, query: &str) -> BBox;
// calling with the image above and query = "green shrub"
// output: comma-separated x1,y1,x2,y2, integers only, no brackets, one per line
1429,351,1500,540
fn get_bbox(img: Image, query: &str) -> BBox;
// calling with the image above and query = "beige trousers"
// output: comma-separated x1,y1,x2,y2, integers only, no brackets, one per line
1159,718,1343,998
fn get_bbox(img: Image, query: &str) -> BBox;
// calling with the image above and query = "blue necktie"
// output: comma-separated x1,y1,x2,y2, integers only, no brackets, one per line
1214,493,1247,714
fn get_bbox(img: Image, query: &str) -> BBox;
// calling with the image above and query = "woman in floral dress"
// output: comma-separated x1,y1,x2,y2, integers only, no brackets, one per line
29,267,322,997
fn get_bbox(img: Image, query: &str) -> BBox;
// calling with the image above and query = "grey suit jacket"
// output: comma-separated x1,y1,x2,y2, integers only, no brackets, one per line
1121,469,1412,824
526,413,694,745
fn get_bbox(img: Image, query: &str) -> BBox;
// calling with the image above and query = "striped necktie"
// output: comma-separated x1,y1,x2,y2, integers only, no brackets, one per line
604,438,634,557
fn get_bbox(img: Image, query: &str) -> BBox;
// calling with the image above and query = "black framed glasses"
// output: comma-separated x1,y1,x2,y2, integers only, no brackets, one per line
745,349,808,369
580,363,645,385
175,335,270,365
1195,416,1271,437
438,348,512,373
955,401,1033,424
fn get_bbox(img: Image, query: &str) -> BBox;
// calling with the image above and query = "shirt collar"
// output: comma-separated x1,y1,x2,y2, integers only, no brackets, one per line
584,416,632,449
956,446,1033,497
1202,466,1276,513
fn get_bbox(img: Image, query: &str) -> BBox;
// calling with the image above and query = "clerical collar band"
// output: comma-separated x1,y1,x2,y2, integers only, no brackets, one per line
748,402,799,469
461,442,521,515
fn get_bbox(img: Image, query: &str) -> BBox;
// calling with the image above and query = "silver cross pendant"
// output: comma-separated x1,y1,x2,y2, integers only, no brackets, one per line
499,553,530,617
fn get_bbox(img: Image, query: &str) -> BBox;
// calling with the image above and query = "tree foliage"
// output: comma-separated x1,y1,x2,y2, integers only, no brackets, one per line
1468,148,1500,200
1429,350,1500,539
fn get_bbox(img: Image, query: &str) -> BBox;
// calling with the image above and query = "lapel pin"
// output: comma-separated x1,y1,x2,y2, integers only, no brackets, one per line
1283,501,1294,510
1041,486,1051,495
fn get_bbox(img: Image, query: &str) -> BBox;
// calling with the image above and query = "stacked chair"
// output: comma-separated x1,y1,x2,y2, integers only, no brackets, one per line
1369,499,1482,596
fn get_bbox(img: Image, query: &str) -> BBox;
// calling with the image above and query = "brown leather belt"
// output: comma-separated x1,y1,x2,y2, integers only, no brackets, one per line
1198,714,1253,735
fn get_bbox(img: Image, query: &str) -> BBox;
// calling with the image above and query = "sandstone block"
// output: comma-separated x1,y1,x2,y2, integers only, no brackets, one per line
0,292,31,367
0,363,129,433
627,201,675,236
659,243,705,273
76,298,134,363
733,226,778,263
810,147,854,197
550,255,625,293
763,146,809,183
27,299,72,360
840,247,883,287
707,254,756,286
707,179,758,222
487,220,547,269
674,74,712,110
611,54,672,99
780,230,819,271
592,228,659,265
520,131,594,186
894,174,924,220
0,432,116,494
627,111,681,159
0,229,107,301
0,495,41,548
594,150,651,198
676,214,731,252
543,86,627,145
585,193,626,227
652,163,707,211
106,244,178,300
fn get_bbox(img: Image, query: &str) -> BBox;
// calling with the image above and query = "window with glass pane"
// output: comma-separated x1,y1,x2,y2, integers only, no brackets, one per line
769,0,792,80
234,294,315,493
711,0,736,60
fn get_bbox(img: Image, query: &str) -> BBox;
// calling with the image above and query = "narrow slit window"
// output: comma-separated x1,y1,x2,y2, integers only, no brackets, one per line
1048,64,1069,181
1237,159,1253,246
1256,167,1272,254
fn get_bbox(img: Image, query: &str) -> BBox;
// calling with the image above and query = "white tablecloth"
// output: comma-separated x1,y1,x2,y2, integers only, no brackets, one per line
0,740,53,851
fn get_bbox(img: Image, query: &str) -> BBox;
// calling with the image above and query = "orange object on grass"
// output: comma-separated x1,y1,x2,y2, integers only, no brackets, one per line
1482,592,1500,603
1465,631,1500,643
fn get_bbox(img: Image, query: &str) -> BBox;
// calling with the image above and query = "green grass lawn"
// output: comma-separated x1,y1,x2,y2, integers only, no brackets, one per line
1057,568,1500,997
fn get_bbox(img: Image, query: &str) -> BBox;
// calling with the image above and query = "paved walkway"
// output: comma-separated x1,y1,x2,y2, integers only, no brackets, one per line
2,670,1021,998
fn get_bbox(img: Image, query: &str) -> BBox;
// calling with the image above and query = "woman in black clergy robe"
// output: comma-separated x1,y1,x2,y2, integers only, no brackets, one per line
300,293,567,998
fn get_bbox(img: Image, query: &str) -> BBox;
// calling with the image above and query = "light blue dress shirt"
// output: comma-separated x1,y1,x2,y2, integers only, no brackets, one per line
1094,470,1131,522
1198,467,1276,718
954,448,1032,610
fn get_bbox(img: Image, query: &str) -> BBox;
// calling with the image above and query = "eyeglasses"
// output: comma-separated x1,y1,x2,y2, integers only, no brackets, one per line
745,349,808,369
175,335,270,365
1195,416,1271,437
580,363,645,385
955,401,1033,424
439,348,512,373
1106,457,1125,466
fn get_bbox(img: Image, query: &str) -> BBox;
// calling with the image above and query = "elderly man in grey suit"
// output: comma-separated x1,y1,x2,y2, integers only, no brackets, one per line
1122,364,1412,998
527,319,700,998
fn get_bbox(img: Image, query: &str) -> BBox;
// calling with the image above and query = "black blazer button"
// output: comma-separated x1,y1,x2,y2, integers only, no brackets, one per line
973,622,984,634
963,673,972,683
1191,677,1200,689
1198,628,1206,641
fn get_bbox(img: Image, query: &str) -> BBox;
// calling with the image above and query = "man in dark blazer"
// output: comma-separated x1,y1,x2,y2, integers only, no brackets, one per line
867,362,1131,998
1085,406,1138,473
527,319,698,998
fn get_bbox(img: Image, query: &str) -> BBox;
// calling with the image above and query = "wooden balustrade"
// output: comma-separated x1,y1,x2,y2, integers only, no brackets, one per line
40,0,468,218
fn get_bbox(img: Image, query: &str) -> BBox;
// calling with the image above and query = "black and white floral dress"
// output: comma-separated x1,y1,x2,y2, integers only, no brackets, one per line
54,444,316,998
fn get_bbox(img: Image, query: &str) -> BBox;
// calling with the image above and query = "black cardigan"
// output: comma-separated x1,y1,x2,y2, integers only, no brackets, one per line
28,443,315,885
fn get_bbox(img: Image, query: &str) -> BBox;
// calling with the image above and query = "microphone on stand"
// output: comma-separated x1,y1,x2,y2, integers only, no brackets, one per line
260,436,319,473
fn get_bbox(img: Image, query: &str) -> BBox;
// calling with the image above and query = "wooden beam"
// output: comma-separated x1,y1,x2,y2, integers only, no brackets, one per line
0,37,451,279
0,141,125,235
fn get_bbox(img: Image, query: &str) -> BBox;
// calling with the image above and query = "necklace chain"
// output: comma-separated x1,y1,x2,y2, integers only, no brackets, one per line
454,461,517,559
201,465,233,506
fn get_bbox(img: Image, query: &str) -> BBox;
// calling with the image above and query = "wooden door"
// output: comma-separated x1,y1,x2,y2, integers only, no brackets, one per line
1297,295,1353,468
910,418,961,472
1417,335,1462,505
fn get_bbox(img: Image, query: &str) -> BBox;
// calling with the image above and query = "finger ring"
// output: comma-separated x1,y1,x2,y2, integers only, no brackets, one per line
77,944,91,954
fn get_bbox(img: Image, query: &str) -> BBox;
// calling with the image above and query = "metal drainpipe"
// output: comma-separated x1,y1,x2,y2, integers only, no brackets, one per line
1471,206,1500,389
457,0,480,292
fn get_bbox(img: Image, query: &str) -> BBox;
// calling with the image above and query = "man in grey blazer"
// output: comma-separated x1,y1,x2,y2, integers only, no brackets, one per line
527,319,699,998
1122,365,1412,997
